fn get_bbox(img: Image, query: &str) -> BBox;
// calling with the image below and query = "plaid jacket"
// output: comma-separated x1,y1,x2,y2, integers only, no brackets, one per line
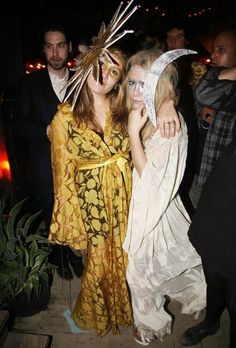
195,67,236,189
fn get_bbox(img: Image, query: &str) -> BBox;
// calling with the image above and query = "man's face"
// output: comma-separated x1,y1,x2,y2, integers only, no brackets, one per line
211,32,236,68
166,28,186,50
43,31,69,70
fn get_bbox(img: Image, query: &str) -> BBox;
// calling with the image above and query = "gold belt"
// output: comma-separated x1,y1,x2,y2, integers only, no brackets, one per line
78,152,129,172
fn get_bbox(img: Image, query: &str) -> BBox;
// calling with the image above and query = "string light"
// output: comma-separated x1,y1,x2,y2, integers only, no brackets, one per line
25,61,75,74
127,1,214,18
25,1,216,74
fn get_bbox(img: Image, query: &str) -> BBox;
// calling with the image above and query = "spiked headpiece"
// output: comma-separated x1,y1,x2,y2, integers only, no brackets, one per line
64,0,138,109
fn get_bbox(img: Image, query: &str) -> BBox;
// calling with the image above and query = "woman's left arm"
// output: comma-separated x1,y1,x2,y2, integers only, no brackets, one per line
157,99,181,138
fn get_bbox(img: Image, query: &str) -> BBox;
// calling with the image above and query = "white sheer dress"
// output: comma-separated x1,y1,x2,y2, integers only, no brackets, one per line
123,116,206,341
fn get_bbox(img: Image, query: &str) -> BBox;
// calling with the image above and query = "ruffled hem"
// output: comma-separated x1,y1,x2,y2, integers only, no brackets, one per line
135,321,172,343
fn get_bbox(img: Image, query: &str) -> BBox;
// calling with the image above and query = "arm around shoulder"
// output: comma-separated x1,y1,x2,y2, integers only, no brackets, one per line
157,99,181,138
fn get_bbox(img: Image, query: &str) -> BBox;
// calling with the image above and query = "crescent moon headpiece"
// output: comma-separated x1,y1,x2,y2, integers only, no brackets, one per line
143,49,198,127
64,0,138,110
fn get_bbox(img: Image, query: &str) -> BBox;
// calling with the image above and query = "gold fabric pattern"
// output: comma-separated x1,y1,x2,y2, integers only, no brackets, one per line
48,102,133,335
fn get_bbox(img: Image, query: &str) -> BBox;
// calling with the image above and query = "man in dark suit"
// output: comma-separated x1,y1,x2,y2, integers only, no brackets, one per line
14,23,84,280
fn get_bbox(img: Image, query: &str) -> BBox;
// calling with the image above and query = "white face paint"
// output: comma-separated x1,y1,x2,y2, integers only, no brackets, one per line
127,65,147,109
128,80,145,93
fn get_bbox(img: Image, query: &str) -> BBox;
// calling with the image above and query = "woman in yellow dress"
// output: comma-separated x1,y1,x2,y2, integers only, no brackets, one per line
48,47,133,336
47,1,139,335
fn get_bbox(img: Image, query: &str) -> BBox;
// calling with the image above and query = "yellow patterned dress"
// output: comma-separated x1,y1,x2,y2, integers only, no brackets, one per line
48,102,133,336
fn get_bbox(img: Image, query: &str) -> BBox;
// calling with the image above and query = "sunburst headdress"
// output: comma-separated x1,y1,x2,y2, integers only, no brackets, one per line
64,0,138,110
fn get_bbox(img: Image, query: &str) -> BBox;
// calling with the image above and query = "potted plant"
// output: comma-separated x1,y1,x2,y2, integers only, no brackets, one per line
0,197,55,316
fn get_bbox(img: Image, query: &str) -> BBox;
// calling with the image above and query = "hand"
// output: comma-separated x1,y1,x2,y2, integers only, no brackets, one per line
128,103,149,136
157,100,181,138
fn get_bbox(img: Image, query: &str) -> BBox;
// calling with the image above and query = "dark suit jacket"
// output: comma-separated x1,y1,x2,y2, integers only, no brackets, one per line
14,68,73,194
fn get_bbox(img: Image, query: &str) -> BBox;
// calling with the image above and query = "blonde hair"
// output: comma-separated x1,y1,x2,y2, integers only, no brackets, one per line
125,48,178,112
121,48,179,141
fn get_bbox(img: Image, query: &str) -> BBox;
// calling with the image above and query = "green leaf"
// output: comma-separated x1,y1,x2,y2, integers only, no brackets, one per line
24,279,34,300
15,213,31,237
21,245,30,267
6,237,17,254
28,273,40,297
22,210,42,239
31,252,48,272
0,198,52,305
6,198,28,239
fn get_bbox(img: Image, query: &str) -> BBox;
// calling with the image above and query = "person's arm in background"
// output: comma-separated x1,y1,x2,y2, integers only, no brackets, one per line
219,66,236,80
194,67,236,112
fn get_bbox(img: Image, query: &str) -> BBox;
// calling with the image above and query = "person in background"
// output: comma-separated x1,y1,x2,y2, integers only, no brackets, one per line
165,21,206,218
189,25,236,209
71,38,89,60
122,48,206,346
14,23,84,281
165,20,207,89
77,38,89,54
134,30,166,51
180,65,236,348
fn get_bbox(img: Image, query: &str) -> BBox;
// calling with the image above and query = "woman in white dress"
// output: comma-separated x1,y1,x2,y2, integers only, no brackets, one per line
122,49,206,345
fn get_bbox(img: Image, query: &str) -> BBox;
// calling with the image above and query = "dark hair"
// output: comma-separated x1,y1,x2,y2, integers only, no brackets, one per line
40,23,70,46
164,19,190,43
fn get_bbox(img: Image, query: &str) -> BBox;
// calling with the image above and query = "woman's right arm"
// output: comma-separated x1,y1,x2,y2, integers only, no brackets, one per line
128,104,148,177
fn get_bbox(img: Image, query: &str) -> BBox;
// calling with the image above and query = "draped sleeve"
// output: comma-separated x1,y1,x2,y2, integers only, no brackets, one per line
123,116,189,255
48,103,87,250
